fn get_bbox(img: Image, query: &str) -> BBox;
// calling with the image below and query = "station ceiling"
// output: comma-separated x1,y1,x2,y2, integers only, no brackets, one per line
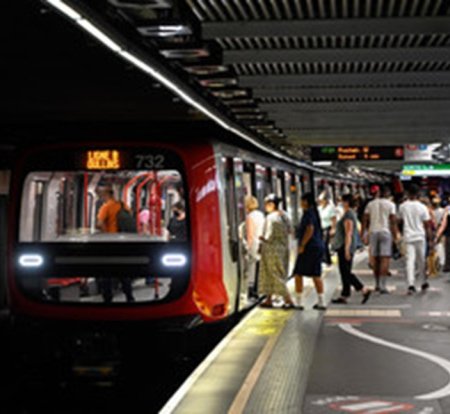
4,1,450,160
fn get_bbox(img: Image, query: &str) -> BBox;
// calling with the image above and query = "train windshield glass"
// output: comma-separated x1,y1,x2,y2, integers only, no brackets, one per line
19,169,187,243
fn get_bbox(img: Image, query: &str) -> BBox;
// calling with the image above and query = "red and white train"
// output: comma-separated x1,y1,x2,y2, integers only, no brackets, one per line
8,140,367,328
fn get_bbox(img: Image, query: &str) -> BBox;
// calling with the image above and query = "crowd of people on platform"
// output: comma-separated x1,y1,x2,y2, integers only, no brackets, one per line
246,182,449,310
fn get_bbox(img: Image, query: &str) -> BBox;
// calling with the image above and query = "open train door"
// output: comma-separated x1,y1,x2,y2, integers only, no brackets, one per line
222,157,255,312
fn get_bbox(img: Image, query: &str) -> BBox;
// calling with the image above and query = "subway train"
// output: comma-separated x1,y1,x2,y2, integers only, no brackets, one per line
8,140,368,329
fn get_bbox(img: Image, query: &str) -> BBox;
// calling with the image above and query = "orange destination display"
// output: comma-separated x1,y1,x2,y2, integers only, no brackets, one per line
311,146,404,161
86,150,121,170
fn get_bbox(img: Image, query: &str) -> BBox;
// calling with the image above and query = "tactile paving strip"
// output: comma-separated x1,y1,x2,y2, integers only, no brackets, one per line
243,268,341,414
325,309,402,318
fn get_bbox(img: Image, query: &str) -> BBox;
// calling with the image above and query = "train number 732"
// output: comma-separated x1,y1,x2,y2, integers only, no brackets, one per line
135,154,165,169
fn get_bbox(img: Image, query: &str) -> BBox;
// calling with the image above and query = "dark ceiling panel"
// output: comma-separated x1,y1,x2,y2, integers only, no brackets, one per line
203,17,450,38
239,72,450,88
223,47,450,64
6,0,450,159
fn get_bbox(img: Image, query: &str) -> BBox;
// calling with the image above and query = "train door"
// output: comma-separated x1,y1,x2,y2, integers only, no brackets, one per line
223,158,254,312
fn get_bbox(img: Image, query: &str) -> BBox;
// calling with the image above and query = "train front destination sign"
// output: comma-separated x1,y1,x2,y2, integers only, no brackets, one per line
311,146,404,161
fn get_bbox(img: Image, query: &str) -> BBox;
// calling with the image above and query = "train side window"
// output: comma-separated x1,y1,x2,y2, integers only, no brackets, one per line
264,167,273,196
253,164,265,208
283,172,295,223
243,162,255,198
286,173,298,225
276,170,287,211
302,172,312,194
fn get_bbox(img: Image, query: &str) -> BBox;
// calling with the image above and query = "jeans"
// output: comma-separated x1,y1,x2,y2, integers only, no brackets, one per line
405,239,426,287
337,247,364,297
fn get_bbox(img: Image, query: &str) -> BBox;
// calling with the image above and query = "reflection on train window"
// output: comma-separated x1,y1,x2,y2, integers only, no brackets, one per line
36,276,172,304
19,170,187,243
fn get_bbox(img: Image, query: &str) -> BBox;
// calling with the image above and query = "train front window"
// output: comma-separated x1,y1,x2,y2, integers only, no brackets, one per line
20,170,187,243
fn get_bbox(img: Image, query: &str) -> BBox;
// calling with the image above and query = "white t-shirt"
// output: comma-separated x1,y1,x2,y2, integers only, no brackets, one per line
398,200,430,242
365,198,396,233
319,203,336,229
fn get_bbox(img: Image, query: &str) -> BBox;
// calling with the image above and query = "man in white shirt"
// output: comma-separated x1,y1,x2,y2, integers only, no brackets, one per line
398,184,433,294
362,185,398,293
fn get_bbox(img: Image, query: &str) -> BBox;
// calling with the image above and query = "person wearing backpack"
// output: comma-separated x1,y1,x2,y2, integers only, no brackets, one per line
332,194,372,305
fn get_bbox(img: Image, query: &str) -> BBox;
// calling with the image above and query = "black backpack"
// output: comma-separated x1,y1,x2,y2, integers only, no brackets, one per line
116,202,137,233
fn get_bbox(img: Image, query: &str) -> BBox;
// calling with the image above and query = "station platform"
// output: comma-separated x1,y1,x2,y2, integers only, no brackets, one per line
160,253,450,414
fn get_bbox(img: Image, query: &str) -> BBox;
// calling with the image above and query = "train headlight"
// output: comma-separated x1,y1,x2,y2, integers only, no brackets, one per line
161,254,187,267
18,254,44,268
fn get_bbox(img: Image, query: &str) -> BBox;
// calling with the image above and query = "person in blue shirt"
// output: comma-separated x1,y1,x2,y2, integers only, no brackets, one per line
332,194,372,304
293,193,326,310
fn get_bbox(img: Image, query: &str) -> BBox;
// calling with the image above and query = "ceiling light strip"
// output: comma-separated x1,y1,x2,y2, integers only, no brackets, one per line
43,0,315,169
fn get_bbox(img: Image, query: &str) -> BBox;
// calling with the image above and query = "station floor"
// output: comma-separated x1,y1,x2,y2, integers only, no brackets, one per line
161,252,450,414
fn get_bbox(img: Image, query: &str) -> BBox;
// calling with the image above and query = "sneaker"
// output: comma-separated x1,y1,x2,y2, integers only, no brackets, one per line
361,290,372,304
331,297,348,304
313,304,327,311
379,288,390,294
407,286,416,295
421,282,430,292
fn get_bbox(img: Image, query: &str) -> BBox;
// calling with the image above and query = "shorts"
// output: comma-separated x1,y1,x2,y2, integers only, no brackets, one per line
369,231,392,257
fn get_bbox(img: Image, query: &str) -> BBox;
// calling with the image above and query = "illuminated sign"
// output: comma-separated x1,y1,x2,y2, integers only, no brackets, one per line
402,164,450,177
86,150,121,170
311,146,404,161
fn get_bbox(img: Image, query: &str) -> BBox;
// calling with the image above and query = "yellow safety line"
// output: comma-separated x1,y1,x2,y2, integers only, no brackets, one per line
228,316,288,414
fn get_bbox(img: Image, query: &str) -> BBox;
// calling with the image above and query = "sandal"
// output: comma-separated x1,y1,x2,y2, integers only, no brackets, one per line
260,302,274,308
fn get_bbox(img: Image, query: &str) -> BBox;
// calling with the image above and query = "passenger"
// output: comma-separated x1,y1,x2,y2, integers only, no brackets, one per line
96,188,135,303
292,193,327,311
332,194,371,305
245,196,265,296
258,194,295,309
436,199,450,273
432,197,445,228
431,197,445,268
318,193,337,266
138,207,150,235
96,187,122,233
167,201,187,241
361,185,398,293
398,185,433,294
422,197,438,277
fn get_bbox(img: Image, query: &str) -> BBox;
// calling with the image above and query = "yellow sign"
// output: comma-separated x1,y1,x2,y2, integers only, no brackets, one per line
86,150,120,170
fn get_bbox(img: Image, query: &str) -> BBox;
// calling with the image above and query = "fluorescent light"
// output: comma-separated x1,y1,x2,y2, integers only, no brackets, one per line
46,0,81,20
162,254,187,267
313,161,333,167
77,19,122,52
44,0,313,170
18,254,44,268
